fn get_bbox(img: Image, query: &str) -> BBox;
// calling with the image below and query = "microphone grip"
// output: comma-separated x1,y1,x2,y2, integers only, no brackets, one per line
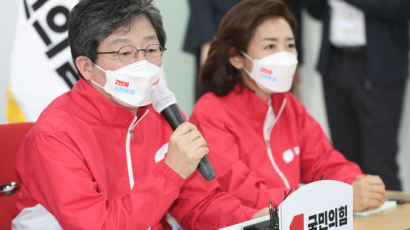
161,104,185,130
197,156,216,181
161,104,216,181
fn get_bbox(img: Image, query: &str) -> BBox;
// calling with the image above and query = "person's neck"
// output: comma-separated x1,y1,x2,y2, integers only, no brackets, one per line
243,74,271,103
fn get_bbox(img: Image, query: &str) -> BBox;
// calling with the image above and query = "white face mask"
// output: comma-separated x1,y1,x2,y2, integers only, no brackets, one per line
242,51,298,93
91,60,161,107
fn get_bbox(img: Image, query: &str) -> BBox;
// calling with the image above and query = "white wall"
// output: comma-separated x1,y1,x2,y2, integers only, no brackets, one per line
0,1,409,192
154,0,196,117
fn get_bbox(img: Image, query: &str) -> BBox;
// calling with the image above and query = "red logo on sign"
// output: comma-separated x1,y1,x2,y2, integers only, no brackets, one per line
290,214,304,230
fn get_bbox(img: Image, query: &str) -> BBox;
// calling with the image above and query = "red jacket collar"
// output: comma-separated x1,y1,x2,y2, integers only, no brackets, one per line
224,85,287,123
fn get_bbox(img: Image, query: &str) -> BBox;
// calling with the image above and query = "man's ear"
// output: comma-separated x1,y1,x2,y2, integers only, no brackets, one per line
228,47,245,70
75,56,94,80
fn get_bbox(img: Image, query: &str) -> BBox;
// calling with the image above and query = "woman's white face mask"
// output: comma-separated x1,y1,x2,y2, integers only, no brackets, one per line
90,59,161,107
242,51,298,93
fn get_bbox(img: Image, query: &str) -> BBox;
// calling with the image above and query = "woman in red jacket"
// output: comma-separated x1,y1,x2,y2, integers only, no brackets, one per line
190,0,385,212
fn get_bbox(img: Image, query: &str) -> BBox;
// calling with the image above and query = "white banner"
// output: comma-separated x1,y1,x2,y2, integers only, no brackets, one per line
8,0,78,122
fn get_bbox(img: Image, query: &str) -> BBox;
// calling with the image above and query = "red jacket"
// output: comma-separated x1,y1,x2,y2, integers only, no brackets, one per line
13,79,256,230
190,86,362,209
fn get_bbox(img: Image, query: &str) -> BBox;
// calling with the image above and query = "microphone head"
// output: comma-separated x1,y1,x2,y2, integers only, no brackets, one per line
151,84,177,113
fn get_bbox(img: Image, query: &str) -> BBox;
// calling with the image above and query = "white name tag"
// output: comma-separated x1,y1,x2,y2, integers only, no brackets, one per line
329,0,366,47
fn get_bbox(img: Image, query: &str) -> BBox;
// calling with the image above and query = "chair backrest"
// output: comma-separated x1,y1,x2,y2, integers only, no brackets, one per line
0,122,34,230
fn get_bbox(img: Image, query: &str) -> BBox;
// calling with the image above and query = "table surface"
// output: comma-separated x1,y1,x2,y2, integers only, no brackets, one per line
354,192,410,230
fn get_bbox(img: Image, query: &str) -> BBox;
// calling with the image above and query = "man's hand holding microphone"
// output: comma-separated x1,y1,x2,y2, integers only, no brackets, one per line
151,84,268,221
151,84,215,181
165,122,209,179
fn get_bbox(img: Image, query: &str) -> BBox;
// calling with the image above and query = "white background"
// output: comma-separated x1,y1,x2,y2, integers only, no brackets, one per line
0,1,409,191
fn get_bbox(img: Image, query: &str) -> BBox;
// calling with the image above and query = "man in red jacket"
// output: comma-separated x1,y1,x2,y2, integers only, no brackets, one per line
12,0,267,229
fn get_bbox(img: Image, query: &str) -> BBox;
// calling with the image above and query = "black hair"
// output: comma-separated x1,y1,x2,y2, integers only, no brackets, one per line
68,0,166,68
200,0,297,96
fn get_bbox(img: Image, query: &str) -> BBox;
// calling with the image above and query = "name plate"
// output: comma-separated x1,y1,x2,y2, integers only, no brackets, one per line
220,180,353,230
281,180,353,230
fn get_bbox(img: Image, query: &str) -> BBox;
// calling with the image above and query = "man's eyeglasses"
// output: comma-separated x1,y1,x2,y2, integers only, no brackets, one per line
96,44,166,64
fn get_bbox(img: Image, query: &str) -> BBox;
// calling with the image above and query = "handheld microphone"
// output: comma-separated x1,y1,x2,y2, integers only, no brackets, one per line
151,85,216,181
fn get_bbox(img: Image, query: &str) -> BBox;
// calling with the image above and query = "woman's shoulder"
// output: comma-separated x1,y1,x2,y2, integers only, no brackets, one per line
281,92,307,113
190,92,231,122
193,92,224,113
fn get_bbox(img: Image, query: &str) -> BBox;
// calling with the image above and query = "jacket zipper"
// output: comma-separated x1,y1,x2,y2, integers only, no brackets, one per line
125,109,149,190
263,98,290,189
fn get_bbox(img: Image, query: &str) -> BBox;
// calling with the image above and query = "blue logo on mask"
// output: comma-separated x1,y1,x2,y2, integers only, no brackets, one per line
114,86,135,95
259,73,277,82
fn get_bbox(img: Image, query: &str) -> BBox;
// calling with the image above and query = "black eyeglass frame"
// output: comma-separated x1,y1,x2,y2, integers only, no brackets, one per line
96,43,166,64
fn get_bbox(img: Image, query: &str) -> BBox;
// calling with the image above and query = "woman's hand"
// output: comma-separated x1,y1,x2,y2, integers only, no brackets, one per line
353,175,386,212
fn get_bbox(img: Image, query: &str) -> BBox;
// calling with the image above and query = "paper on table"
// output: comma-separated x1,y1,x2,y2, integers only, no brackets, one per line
354,200,397,217
386,192,410,202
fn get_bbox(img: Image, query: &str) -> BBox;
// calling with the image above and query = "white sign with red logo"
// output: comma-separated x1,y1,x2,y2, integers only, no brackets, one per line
280,180,353,230
220,180,353,230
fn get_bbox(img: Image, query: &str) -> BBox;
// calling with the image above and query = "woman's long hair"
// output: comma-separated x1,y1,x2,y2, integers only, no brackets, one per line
199,0,298,96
